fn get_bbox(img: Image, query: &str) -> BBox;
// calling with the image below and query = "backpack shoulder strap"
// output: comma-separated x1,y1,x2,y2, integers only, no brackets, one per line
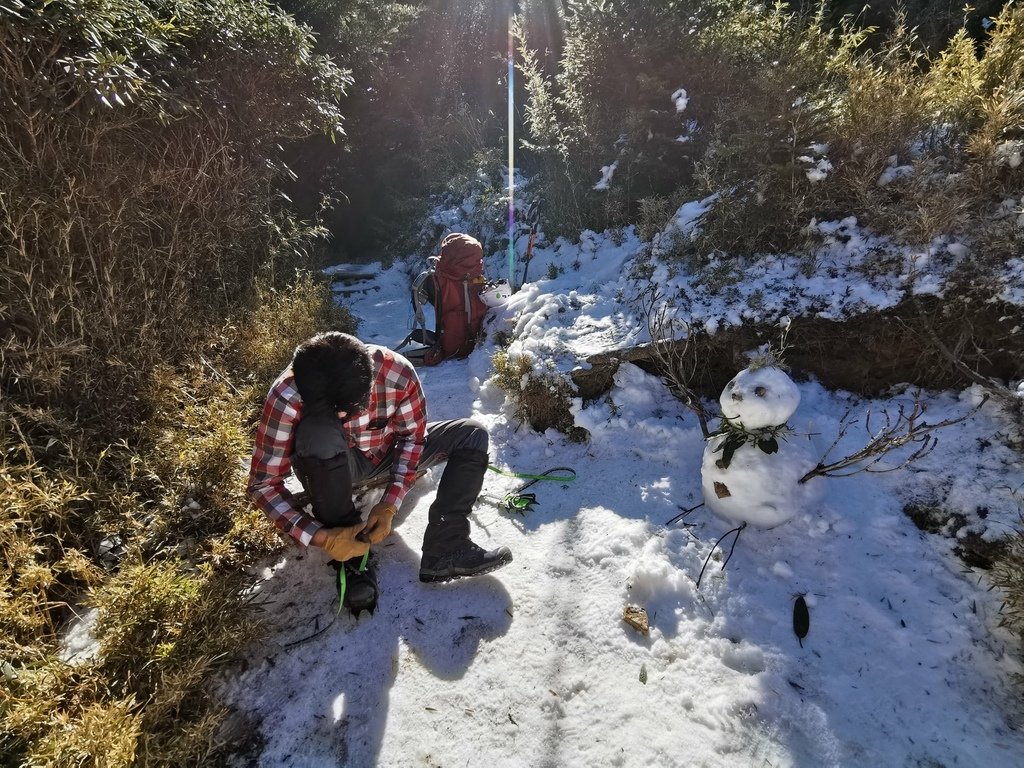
411,269,431,332
396,258,440,352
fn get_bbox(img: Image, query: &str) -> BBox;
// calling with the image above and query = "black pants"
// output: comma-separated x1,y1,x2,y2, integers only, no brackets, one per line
293,418,489,550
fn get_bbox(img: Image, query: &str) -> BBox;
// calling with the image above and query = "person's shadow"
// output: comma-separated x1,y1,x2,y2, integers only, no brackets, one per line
226,481,513,767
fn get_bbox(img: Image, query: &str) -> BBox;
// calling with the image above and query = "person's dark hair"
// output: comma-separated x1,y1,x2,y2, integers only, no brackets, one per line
291,332,373,415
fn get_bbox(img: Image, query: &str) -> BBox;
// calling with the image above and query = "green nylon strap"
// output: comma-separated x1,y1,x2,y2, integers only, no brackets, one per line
336,550,370,616
486,465,577,483
487,465,576,515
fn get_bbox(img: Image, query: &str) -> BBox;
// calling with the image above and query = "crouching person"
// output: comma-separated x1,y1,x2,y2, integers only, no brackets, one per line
247,332,512,616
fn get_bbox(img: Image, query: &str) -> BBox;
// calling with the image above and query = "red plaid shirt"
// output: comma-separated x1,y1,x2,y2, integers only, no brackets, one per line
246,345,427,546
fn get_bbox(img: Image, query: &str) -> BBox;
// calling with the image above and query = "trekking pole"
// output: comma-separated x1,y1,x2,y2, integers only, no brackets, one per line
517,201,540,292
506,13,516,290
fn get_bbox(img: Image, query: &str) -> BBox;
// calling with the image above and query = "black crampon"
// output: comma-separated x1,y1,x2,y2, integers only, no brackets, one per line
334,554,378,618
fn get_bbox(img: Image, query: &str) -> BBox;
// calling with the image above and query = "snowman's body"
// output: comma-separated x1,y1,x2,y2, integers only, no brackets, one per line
701,366,821,528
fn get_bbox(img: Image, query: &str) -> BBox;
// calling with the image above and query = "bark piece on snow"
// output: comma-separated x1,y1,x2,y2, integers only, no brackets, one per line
623,605,649,635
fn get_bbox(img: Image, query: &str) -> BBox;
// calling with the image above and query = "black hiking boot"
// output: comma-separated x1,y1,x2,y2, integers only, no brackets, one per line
331,556,379,617
419,542,513,583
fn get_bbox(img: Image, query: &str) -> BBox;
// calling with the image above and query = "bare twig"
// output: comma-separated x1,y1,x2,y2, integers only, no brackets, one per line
799,391,988,484
639,283,712,438
695,523,747,589
911,297,1023,426
666,502,704,526
199,355,241,396
283,613,338,649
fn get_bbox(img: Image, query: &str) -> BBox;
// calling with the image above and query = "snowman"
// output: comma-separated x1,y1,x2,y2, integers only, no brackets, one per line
701,363,822,528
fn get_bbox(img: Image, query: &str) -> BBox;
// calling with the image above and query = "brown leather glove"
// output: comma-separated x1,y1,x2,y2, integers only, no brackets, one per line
313,523,370,561
361,502,397,544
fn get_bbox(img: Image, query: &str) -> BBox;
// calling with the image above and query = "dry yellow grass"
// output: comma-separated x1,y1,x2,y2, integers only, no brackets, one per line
1,276,349,764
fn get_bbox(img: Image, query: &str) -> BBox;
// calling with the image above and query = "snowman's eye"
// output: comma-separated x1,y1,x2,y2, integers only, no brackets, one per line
754,386,767,397
726,381,734,389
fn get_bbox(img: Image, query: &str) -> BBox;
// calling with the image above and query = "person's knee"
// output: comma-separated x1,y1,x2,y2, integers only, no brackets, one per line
294,416,348,460
458,419,489,454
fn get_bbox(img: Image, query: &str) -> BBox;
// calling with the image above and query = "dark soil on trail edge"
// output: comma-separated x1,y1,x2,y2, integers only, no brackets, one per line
904,503,1009,570
571,295,1023,401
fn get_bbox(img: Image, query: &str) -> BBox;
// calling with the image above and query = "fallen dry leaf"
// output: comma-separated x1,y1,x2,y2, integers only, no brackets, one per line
623,605,649,635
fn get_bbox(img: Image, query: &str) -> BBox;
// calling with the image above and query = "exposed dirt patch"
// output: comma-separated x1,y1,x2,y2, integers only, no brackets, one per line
571,295,1023,401
904,502,1009,570
904,503,968,535
956,532,1009,571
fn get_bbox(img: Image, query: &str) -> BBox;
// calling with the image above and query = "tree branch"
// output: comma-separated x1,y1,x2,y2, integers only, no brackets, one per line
799,391,987,484
639,282,712,438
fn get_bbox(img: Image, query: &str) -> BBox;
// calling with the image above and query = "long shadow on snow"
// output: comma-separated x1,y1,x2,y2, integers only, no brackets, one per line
228,494,513,766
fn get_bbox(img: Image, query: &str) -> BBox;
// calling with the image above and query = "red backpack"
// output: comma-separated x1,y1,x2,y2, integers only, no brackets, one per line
399,233,488,366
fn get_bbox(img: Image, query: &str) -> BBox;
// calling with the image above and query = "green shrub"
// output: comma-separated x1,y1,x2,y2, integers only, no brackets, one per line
689,4,855,256
36,697,142,768
636,196,677,242
0,0,349,426
824,7,1024,258
520,2,1023,265
292,0,517,261
0,3,362,760
517,2,734,238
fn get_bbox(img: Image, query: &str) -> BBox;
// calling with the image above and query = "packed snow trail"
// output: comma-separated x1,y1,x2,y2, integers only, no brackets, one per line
222,243,1024,767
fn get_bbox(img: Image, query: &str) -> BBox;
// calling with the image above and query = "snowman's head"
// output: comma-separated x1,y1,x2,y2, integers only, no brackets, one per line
720,366,800,430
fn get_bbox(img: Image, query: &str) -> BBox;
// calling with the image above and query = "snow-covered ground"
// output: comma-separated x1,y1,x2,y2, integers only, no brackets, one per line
222,217,1024,767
